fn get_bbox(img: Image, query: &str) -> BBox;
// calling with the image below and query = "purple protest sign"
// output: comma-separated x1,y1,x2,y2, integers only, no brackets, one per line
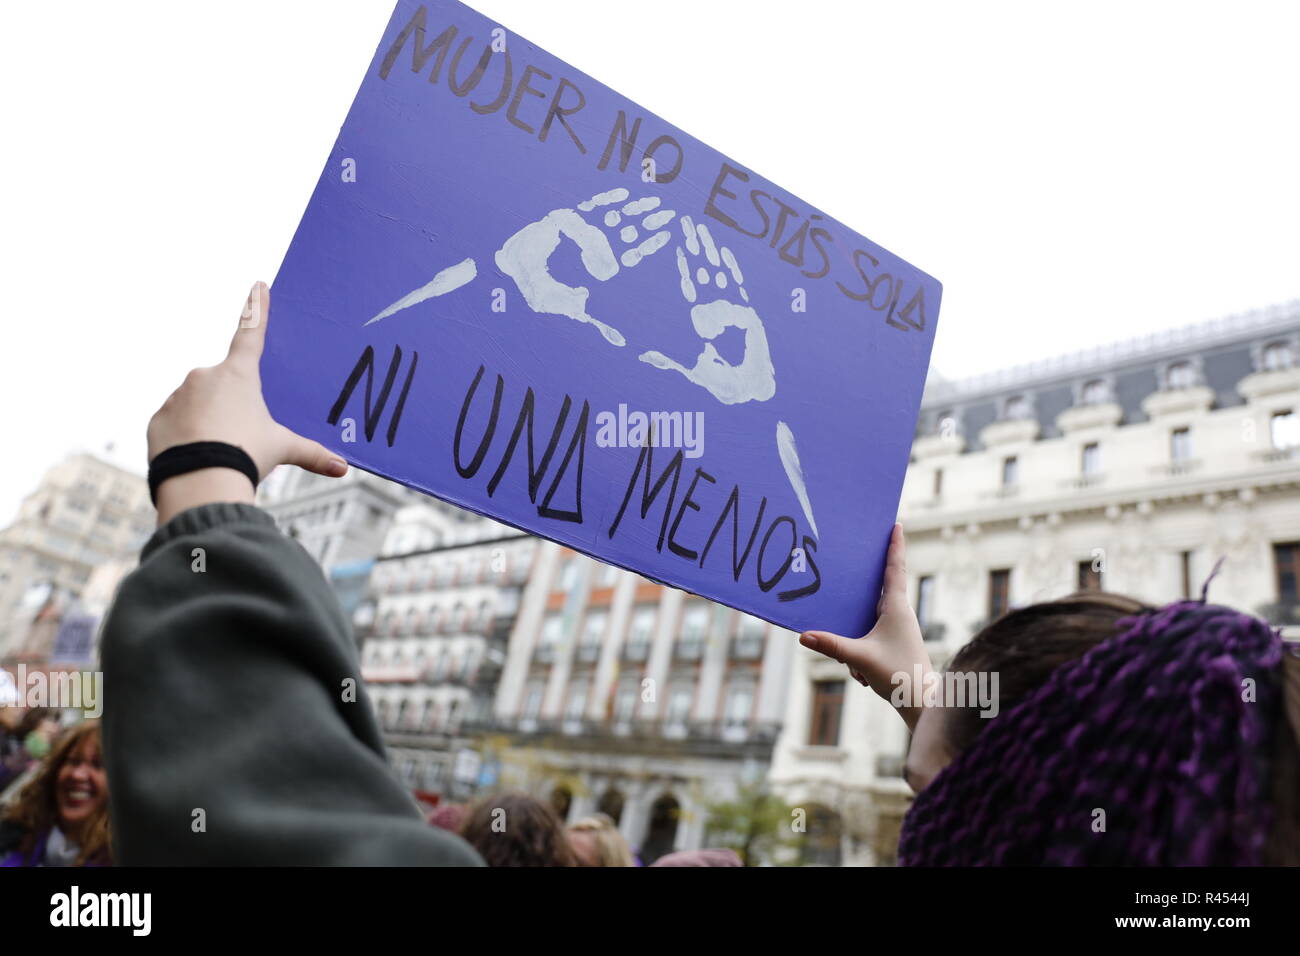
265,0,942,637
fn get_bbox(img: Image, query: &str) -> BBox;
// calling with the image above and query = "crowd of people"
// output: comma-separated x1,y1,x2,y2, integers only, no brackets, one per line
1,284,1297,867
0,709,741,868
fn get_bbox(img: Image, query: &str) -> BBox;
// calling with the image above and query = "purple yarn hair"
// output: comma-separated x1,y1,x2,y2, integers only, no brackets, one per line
897,601,1284,866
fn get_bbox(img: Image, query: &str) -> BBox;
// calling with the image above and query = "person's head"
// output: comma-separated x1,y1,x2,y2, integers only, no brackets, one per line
649,848,743,867
427,803,466,832
4,720,111,865
459,792,577,867
14,707,59,757
905,592,1148,792
898,595,1292,865
567,813,634,867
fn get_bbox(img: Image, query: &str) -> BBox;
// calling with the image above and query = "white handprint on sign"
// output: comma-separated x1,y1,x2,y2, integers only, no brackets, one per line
638,216,775,405
493,187,676,346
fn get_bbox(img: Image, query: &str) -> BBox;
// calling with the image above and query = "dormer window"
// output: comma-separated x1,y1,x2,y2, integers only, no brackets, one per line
1003,395,1031,421
1263,341,1295,372
1081,379,1109,405
1166,361,1196,390
935,410,956,437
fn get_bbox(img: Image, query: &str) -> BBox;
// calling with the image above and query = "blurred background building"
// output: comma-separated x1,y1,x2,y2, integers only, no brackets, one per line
352,503,535,804
480,543,789,863
0,451,151,663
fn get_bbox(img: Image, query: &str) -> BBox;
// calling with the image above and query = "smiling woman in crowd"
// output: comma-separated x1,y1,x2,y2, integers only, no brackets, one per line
0,720,112,867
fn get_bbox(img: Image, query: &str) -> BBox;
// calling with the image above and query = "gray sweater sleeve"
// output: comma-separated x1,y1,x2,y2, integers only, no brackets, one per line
100,502,483,866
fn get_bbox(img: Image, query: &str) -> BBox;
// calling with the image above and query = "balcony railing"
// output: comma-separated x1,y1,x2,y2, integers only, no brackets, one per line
1062,473,1106,490
1254,447,1300,464
478,715,782,747
1151,459,1202,478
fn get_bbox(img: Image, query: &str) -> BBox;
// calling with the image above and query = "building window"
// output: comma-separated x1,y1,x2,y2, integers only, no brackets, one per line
916,575,935,628
935,410,955,436
1166,361,1195,389
628,606,656,648
933,468,943,498
1001,456,1019,487
1263,341,1295,371
536,614,563,661
665,683,693,727
681,603,709,643
808,680,845,747
581,611,607,647
1004,394,1030,420
522,681,544,720
988,569,1011,620
1077,559,1103,591
1171,427,1192,462
1181,550,1194,600
1081,378,1109,405
1081,442,1101,475
564,679,589,724
1271,410,1300,450
557,558,580,592
721,683,755,730
1275,542,1300,605
614,680,638,723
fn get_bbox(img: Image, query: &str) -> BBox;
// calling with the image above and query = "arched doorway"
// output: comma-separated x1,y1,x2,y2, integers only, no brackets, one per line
550,785,573,823
799,804,843,867
640,793,680,863
596,788,625,825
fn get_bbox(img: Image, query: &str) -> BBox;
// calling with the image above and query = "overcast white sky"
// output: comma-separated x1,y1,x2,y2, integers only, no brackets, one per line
2,0,1297,523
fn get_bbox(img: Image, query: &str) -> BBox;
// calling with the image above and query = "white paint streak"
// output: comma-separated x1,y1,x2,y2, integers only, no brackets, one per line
620,225,638,243
364,257,478,326
776,421,819,537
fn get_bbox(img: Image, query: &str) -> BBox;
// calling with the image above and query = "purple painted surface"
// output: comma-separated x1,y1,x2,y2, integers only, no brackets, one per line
265,0,942,636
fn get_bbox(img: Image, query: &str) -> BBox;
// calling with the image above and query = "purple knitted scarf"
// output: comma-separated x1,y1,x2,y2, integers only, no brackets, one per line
898,601,1285,866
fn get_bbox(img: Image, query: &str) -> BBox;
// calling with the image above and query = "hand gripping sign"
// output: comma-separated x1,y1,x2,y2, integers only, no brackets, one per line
265,0,942,637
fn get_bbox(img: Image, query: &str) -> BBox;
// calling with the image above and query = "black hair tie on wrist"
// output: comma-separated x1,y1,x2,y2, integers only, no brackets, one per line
148,441,260,505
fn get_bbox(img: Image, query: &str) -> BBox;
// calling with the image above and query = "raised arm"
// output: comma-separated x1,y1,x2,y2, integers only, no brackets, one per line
100,283,482,866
